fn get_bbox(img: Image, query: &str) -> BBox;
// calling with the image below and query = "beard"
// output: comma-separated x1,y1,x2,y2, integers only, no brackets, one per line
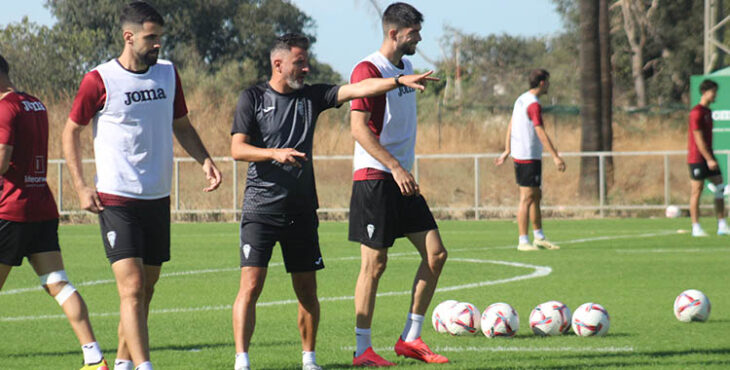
286,75,305,90
139,50,159,67
398,43,418,56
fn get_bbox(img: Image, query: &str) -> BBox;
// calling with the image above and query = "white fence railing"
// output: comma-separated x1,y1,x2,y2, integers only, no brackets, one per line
48,150,730,219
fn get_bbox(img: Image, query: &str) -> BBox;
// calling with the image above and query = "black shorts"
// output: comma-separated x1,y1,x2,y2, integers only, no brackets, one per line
348,179,438,249
0,218,60,266
98,197,171,266
689,162,722,180
514,160,542,187
239,211,323,273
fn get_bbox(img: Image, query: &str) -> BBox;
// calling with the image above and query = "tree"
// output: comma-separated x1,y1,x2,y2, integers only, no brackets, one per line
579,0,602,199
600,0,614,188
616,0,658,108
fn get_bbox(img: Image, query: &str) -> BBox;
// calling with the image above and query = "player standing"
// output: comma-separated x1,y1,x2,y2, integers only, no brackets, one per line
62,2,222,370
348,3,449,366
0,54,109,370
230,33,436,370
496,69,565,251
687,80,729,236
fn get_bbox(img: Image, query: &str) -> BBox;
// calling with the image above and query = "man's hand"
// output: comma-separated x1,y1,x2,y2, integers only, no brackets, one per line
708,158,719,171
554,155,566,172
78,186,104,213
392,166,419,196
202,158,222,192
398,70,440,91
271,148,307,168
495,151,510,166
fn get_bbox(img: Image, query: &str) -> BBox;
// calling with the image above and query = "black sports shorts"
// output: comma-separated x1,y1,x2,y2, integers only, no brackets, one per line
689,162,722,181
0,218,60,266
514,160,542,187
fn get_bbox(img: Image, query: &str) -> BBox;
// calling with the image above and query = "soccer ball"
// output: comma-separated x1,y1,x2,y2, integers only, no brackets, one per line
665,205,681,218
445,302,481,336
529,300,572,336
481,302,520,338
432,300,459,333
674,289,711,322
572,303,610,337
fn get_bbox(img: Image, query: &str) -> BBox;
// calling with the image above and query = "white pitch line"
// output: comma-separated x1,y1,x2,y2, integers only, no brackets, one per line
616,247,729,253
340,345,635,353
0,258,549,322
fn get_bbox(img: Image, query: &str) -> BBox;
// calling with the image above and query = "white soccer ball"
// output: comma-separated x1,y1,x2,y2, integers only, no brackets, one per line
665,205,681,218
529,300,572,336
674,289,711,322
445,302,481,336
572,303,610,337
481,302,520,338
431,299,459,333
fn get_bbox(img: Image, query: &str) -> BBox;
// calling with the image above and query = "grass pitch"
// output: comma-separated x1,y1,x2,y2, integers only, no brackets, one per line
1,218,728,369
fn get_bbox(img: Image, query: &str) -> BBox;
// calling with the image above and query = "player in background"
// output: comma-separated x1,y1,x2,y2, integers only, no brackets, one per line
348,3,449,366
230,33,436,370
62,2,222,370
0,54,109,370
496,69,565,251
687,80,730,236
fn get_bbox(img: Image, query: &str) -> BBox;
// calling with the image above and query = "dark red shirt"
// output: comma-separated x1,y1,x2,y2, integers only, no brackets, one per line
0,92,59,222
688,104,713,164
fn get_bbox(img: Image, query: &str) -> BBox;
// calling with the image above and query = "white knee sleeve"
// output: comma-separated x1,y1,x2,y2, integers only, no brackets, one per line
39,270,77,305
714,183,726,199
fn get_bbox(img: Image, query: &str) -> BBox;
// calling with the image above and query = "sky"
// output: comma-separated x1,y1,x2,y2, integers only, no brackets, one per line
0,0,565,77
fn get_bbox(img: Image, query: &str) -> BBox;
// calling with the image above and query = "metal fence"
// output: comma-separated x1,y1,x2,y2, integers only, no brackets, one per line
48,150,730,219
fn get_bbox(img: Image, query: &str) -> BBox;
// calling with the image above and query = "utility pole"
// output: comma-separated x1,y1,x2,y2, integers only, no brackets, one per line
705,0,730,73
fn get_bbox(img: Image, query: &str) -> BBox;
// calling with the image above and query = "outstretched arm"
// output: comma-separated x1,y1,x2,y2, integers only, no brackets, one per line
173,115,222,192
337,70,438,104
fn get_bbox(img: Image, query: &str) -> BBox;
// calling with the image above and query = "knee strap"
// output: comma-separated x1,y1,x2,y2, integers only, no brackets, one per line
54,283,76,305
39,270,76,305
715,183,726,199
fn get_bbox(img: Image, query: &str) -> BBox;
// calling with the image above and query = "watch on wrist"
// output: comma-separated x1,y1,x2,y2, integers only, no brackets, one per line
394,74,405,86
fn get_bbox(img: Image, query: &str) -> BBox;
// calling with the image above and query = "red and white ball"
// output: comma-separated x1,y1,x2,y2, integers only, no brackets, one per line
674,289,711,322
431,300,459,333
572,303,610,337
665,205,681,218
481,302,520,338
529,300,572,336
445,302,481,336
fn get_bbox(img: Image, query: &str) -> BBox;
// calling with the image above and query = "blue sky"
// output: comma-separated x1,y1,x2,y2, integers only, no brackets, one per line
1,0,565,77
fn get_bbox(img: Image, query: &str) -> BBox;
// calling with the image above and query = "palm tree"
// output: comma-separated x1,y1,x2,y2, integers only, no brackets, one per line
579,0,603,199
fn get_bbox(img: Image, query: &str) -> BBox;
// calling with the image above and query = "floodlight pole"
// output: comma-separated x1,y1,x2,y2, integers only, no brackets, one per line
705,0,730,73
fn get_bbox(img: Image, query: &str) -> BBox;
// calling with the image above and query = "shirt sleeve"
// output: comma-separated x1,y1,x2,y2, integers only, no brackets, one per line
173,66,188,119
349,61,382,112
309,84,341,112
527,102,544,127
0,100,18,145
231,89,256,136
689,108,703,131
69,70,106,125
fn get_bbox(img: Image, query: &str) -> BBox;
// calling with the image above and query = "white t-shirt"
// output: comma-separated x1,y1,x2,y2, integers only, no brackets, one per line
510,91,544,161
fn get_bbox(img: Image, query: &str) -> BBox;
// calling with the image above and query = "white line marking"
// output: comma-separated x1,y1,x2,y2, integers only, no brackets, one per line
616,247,728,253
341,345,635,353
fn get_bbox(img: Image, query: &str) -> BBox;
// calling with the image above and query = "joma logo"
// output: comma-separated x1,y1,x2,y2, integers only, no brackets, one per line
123,88,167,105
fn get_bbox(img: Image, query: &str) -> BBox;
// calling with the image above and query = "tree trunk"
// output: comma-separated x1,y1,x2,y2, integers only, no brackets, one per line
579,0,603,200
599,0,614,189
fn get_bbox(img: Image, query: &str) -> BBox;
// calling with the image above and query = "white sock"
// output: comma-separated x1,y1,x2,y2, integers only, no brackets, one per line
302,351,316,365
518,235,530,244
719,218,727,229
401,313,425,342
235,352,250,370
81,341,103,364
693,223,703,231
135,362,153,370
114,359,134,370
355,327,372,357
533,229,546,240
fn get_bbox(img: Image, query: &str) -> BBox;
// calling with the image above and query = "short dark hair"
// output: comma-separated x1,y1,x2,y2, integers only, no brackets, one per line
270,33,310,55
700,79,719,94
120,1,164,27
382,2,423,31
529,69,550,89
0,54,8,76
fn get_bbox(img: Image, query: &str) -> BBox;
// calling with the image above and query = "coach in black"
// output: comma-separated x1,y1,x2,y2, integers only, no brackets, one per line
229,33,437,370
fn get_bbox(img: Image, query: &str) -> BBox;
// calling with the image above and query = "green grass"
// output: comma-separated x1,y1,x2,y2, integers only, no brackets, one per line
1,218,729,369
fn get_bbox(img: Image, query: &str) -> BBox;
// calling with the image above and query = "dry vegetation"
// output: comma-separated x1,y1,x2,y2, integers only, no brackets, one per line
41,91,692,221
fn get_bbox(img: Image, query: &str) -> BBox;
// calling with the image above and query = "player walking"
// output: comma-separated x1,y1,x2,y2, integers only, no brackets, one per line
348,3,449,366
230,33,436,370
687,79,730,236
62,2,222,369
496,69,565,251
0,54,109,370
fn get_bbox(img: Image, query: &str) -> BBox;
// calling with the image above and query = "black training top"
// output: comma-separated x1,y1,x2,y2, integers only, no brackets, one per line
232,82,341,214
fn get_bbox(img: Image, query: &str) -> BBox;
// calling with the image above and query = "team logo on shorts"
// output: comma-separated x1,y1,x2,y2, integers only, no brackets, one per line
367,224,375,239
106,231,117,249
242,244,251,259
694,168,701,177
